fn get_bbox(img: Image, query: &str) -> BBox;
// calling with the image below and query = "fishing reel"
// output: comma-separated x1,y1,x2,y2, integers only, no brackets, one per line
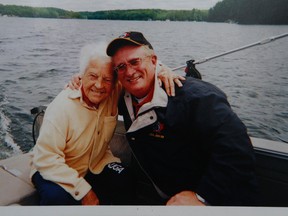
185,60,202,79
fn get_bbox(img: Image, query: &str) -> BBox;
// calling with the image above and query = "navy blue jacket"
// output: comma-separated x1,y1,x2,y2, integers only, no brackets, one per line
119,77,258,206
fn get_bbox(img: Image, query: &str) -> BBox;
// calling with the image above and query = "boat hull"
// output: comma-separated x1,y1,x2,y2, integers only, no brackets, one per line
1,121,288,206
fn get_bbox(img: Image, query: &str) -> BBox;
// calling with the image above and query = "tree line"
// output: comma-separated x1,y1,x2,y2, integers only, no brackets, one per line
80,9,208,21
0,4,82,19
0,0,287,24
0,5,207,21
208,0,288,24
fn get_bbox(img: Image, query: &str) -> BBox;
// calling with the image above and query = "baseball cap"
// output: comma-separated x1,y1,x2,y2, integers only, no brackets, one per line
106,31,153,56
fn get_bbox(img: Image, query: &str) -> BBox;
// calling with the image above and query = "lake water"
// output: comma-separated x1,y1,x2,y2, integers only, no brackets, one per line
0,17,288,159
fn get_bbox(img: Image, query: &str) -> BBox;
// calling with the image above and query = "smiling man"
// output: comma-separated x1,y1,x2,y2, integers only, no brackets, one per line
107,31,259,206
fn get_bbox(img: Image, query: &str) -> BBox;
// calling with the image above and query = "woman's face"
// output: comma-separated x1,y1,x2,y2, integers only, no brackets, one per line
81,58,114,107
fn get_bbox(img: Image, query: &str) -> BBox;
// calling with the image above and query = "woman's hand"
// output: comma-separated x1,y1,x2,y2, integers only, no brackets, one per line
157,64,185,96
81,189,100,205
166,191,206,206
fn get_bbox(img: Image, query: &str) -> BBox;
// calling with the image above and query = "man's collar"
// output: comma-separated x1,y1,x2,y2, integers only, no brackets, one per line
124,65,168,115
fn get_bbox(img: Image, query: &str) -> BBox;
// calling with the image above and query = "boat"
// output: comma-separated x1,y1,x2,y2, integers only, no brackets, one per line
1,102,288,207
1,34,288,207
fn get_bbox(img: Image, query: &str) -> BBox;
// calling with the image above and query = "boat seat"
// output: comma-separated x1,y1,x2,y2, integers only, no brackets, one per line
109,120,132,166
0,152,38,205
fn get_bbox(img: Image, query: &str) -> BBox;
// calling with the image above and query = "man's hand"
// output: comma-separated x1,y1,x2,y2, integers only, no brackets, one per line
66,73,82,90
157,64,185,97
81,189,100,205
166,191,205,206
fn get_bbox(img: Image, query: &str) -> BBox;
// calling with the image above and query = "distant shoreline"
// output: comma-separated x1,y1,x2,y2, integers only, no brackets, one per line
1,1,288,25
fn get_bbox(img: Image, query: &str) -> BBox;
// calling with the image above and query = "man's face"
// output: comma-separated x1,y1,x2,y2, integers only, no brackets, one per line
81,58,114,107
112,45,157,99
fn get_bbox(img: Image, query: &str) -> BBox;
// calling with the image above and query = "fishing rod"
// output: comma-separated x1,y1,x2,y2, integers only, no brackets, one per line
172,32,288,74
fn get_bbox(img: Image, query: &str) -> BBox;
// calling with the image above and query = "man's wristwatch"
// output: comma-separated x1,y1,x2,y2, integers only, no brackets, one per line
196,193,209,205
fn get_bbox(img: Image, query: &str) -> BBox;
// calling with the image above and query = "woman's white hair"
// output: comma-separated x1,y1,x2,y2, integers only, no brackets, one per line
79,41,111,75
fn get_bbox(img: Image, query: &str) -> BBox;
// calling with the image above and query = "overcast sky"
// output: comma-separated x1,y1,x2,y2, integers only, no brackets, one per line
0,0,221,11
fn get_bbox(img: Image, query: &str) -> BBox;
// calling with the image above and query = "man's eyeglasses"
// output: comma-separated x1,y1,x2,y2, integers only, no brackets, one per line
113,55,152,74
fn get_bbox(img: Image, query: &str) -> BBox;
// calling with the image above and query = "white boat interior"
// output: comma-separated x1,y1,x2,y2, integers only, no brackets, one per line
1,118,288,206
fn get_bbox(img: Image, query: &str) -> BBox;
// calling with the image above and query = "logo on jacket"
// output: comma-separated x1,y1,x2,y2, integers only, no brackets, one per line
149,121,165,139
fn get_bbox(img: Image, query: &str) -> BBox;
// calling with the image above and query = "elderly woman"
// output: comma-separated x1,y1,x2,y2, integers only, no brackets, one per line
30,42,134,205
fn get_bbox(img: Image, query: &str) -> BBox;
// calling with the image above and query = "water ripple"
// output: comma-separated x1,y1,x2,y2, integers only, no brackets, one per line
1,18,288,159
